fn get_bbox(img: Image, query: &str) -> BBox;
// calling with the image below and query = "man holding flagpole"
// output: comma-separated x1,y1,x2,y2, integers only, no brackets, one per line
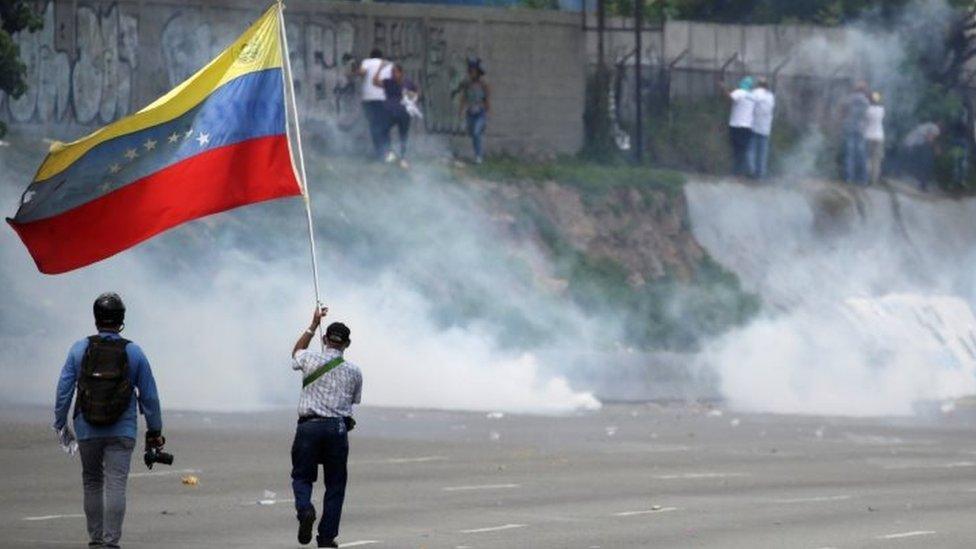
290,306,362,547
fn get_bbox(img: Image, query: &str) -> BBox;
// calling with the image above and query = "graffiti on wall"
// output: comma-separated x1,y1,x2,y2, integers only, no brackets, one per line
3,3,479,141
2,2,138,126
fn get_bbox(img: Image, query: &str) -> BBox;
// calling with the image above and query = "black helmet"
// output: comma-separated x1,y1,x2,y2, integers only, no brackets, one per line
93,292,126,327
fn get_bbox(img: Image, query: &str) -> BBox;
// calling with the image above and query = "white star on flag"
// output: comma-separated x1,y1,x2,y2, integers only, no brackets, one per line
100,182,111,192
184,128,194,140
109,163,122,174
144,138,157,151
168,132,180,144
22,190,35,204
124,148,138,160
196,132,210,146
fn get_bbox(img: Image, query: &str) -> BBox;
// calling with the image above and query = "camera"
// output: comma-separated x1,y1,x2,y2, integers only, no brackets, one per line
144,446,175,469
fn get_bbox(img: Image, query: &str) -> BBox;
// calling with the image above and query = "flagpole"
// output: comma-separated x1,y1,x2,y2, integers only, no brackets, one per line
277,1,325,347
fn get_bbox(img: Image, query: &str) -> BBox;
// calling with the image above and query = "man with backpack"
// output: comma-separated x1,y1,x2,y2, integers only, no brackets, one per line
290,306,362,548
53,292,164,548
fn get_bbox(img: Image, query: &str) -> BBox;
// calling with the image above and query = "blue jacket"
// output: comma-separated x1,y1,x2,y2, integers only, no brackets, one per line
53,332,162,441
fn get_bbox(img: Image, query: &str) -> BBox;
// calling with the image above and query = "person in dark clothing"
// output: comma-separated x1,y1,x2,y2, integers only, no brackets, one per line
842,80,870,185
458,58,490,164
373,62,418,168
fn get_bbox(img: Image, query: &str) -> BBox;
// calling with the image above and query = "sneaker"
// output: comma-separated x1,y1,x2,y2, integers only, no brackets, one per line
384,151,398,163
297,508,316,545
474,155,483,165
399,159,410,170
317,538,339,548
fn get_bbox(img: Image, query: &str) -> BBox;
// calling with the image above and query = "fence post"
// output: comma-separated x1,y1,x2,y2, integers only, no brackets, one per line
633,0,643,163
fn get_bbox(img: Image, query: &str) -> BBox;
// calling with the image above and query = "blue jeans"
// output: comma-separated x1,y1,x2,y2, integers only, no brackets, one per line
362,101,387,159
844,132,867,185
382,106,411,158
751,133,770,179
79,437,135,547
729,126,754,177
467,111,487,160
291,418,349,542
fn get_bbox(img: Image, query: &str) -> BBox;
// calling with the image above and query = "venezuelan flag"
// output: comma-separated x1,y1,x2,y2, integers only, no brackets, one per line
6,5,302,274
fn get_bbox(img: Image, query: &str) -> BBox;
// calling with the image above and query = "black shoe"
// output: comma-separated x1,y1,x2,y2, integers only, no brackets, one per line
297,508,316,545
317,538,338,548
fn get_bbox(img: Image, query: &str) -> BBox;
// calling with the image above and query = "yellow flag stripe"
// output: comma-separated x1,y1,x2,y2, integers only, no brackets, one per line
34,5,283,183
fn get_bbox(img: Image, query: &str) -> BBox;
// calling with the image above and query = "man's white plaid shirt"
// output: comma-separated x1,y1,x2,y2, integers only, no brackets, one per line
292,347,362,418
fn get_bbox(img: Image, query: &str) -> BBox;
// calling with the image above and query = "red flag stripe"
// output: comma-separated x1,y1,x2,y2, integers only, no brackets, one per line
8,135,302,274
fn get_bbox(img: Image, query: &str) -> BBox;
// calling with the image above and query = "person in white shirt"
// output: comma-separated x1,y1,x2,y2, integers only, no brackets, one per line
726,76,755,177
352,49,393,160
864,92,885,185
749,77,775,179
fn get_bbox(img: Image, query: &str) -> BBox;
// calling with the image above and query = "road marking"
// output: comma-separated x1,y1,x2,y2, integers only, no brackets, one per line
358,456,449,464
614,507,680,516
248,497,296,506
653,472,749,480
129,468,201,478
771,495,852,504
340,541,381,547
22,514,84,521
881,461,976,470
876,531,936,540
460,523,527,534
443,483,521,492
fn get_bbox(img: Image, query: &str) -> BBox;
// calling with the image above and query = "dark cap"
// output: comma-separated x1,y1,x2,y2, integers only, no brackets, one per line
325,322,351,345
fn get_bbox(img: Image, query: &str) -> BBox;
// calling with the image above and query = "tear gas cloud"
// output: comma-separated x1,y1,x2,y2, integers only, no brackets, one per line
0,140,600,414
689,0,976,417
690,177,976,415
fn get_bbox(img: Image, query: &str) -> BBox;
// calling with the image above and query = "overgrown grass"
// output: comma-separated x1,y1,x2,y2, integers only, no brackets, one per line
471,156,686,199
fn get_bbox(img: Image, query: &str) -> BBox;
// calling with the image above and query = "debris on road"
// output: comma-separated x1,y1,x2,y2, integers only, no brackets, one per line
181,474,199,487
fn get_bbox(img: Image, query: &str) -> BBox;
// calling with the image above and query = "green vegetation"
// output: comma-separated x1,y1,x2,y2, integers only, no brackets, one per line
644,97,804,177
0,1,42,137
469,155,759,351
313,154,758,352
471,156,686,198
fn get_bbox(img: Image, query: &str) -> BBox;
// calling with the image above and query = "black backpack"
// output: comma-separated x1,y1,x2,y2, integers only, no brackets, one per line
75,335,133,426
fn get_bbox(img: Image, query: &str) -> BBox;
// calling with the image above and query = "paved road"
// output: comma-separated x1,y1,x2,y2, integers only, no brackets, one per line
2,403,976,548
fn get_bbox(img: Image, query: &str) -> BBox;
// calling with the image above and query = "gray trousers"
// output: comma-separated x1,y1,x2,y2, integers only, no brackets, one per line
79,437,135,546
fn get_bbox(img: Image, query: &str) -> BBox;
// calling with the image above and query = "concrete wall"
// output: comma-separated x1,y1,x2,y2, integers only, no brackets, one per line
1,0,586,157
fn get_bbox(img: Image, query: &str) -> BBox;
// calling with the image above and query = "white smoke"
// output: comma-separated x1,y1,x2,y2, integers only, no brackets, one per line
0,136,600,414
687,180,976,416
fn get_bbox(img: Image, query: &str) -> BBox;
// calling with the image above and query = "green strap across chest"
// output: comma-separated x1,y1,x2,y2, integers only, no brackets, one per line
303,356,345,388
